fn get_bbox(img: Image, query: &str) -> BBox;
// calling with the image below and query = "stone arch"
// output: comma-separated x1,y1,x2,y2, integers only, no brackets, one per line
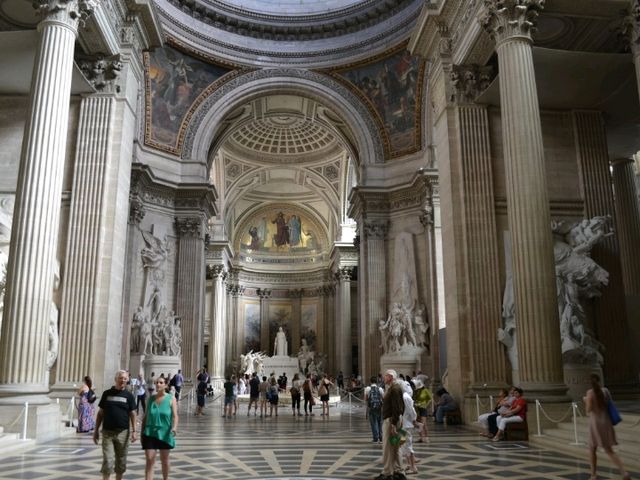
182,68,384,170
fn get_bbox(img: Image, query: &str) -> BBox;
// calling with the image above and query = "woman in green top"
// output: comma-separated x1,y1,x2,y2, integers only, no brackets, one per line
141,376,178,480
413,378,432,442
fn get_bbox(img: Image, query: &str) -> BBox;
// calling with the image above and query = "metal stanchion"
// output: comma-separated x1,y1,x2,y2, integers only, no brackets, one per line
475,394,480,419
489,395,494,409
534,399,543,437
22,402,29,440
570,402,581,445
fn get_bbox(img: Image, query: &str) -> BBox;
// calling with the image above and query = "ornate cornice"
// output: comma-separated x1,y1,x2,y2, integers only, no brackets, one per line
481,0,545,45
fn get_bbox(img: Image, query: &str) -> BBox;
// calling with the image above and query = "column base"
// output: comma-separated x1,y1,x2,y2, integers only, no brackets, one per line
518,381,571,403
0,402,62,442
50,382,81,403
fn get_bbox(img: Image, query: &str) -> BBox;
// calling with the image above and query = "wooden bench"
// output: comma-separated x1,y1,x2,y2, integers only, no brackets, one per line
443,408,462,426
504,420,528,441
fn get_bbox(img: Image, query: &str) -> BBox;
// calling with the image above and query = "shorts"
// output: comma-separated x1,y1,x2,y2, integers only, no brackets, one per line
417,407,429,418
141,434,174,450
224,395,234,406
269,396,279,405
249,394,259,401
321,394,329,402
101,429,130,475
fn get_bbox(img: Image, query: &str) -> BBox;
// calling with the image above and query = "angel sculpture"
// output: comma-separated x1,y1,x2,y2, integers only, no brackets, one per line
140,229,170,271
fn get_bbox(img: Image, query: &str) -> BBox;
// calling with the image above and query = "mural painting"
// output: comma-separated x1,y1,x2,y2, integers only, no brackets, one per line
300,303,318,350
332,47,423,157
240,210,322,254
268,303,292,356
243,301,261,353
146,46,233,151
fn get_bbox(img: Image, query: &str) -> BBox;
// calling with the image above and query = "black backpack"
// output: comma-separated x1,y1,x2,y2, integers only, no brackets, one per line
368,386,382,410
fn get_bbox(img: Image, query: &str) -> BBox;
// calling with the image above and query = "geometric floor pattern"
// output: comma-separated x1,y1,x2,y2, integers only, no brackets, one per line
2,398,637,479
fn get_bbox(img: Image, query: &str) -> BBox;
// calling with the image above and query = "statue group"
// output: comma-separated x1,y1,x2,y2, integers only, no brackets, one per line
131,304,182,356
500,216,611,370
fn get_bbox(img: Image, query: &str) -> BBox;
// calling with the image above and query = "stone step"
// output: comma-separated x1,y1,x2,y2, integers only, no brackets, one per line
0,433,35,456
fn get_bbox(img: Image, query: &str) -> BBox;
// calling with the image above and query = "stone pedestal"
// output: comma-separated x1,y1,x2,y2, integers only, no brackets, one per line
380,346,424,377
0,402,61,442
142,355,181,379
563,363,603,402
262,356,299,386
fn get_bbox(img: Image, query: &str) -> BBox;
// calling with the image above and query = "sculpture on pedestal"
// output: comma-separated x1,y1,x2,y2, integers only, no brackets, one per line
297,338,313,372
274,326,288,356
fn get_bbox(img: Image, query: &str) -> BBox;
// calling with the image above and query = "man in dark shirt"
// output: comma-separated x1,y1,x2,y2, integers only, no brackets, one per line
93,370,137,480
248,372,260,416
376,369,405,480
174,369,184,401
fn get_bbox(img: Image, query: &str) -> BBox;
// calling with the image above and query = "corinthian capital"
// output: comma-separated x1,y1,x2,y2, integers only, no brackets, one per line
363,219,388,240
481,0,545,44
78,55,122,93
175,216,202,238
33,0,98,28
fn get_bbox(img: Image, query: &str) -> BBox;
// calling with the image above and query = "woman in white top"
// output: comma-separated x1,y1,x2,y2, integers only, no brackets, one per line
400,381,419,475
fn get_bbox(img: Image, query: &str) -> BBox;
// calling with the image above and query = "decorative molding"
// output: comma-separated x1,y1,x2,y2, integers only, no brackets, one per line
128,196,146,225
449,64,495,103
175,216,202,238
182,67,384,165
33,0,97,28
481,0,545,45
363,219,389,240
77,54,123,93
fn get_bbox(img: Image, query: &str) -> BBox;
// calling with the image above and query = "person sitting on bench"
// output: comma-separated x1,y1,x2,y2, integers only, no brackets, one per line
434,387,458,424
492,387,526,441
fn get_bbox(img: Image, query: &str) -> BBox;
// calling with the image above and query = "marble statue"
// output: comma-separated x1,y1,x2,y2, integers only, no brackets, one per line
46,261,61,370
169,318,182,356
140,228,170,273
414,303,429,348
130,306,145,353
297,338,313,372
240,350,266,376
274,326,288,356
0,195,13,320
500,217,611,370
140,313,154,355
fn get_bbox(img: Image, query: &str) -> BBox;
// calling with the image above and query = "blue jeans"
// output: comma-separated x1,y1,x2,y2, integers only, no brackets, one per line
368,408,382,441
436,404,457,423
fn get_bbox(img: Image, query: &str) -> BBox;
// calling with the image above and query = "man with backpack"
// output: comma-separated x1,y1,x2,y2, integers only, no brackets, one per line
365,375,384,443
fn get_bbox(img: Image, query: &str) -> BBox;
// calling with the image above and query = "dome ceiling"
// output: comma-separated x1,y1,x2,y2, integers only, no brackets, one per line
155,0,423,67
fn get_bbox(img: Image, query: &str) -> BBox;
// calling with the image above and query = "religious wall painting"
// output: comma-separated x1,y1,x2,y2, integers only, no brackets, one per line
328,43,425,159
300,302,318,350
268,303,292,356
243,301,261,353
238,207,327,257
144,43,237,154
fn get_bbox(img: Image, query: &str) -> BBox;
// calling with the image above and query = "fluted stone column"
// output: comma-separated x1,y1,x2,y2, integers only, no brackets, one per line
175,216,206,378
0,0,94,402
361,219,388,379
290,289,303,352
483,0,566,398
611,157,640,372
258,289,271,354
611,158,640,295
322,285,335,373
208,265,226,389
419,177,441,380
572,112,636,388
337,267,354,378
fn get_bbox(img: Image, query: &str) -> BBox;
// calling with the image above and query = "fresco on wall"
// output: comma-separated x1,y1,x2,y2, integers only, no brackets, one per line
268,303,292,357
331,46,424,158
300,303,318,350
145,46,233,152
243,302,261,353
239,209,324,254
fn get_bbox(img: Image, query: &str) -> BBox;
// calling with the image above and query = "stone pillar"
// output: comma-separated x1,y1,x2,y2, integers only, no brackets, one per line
572,112,636,389
290,289,303,352
611,157,640,372
323,285,336,373
175,216,206,379
483,0,567,399
361,219,388,380
419,177,441,381
258,289,271,354
337,267,354,378
0,0,94,403
208,265,226,389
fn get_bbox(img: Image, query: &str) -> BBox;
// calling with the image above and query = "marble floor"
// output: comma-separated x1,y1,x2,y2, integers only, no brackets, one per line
2,398,636,480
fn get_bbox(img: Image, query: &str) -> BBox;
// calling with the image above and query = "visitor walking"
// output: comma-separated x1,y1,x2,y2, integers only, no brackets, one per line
375,369,405,480
77,375,96,433
365,375,384,443
173,369,184,401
